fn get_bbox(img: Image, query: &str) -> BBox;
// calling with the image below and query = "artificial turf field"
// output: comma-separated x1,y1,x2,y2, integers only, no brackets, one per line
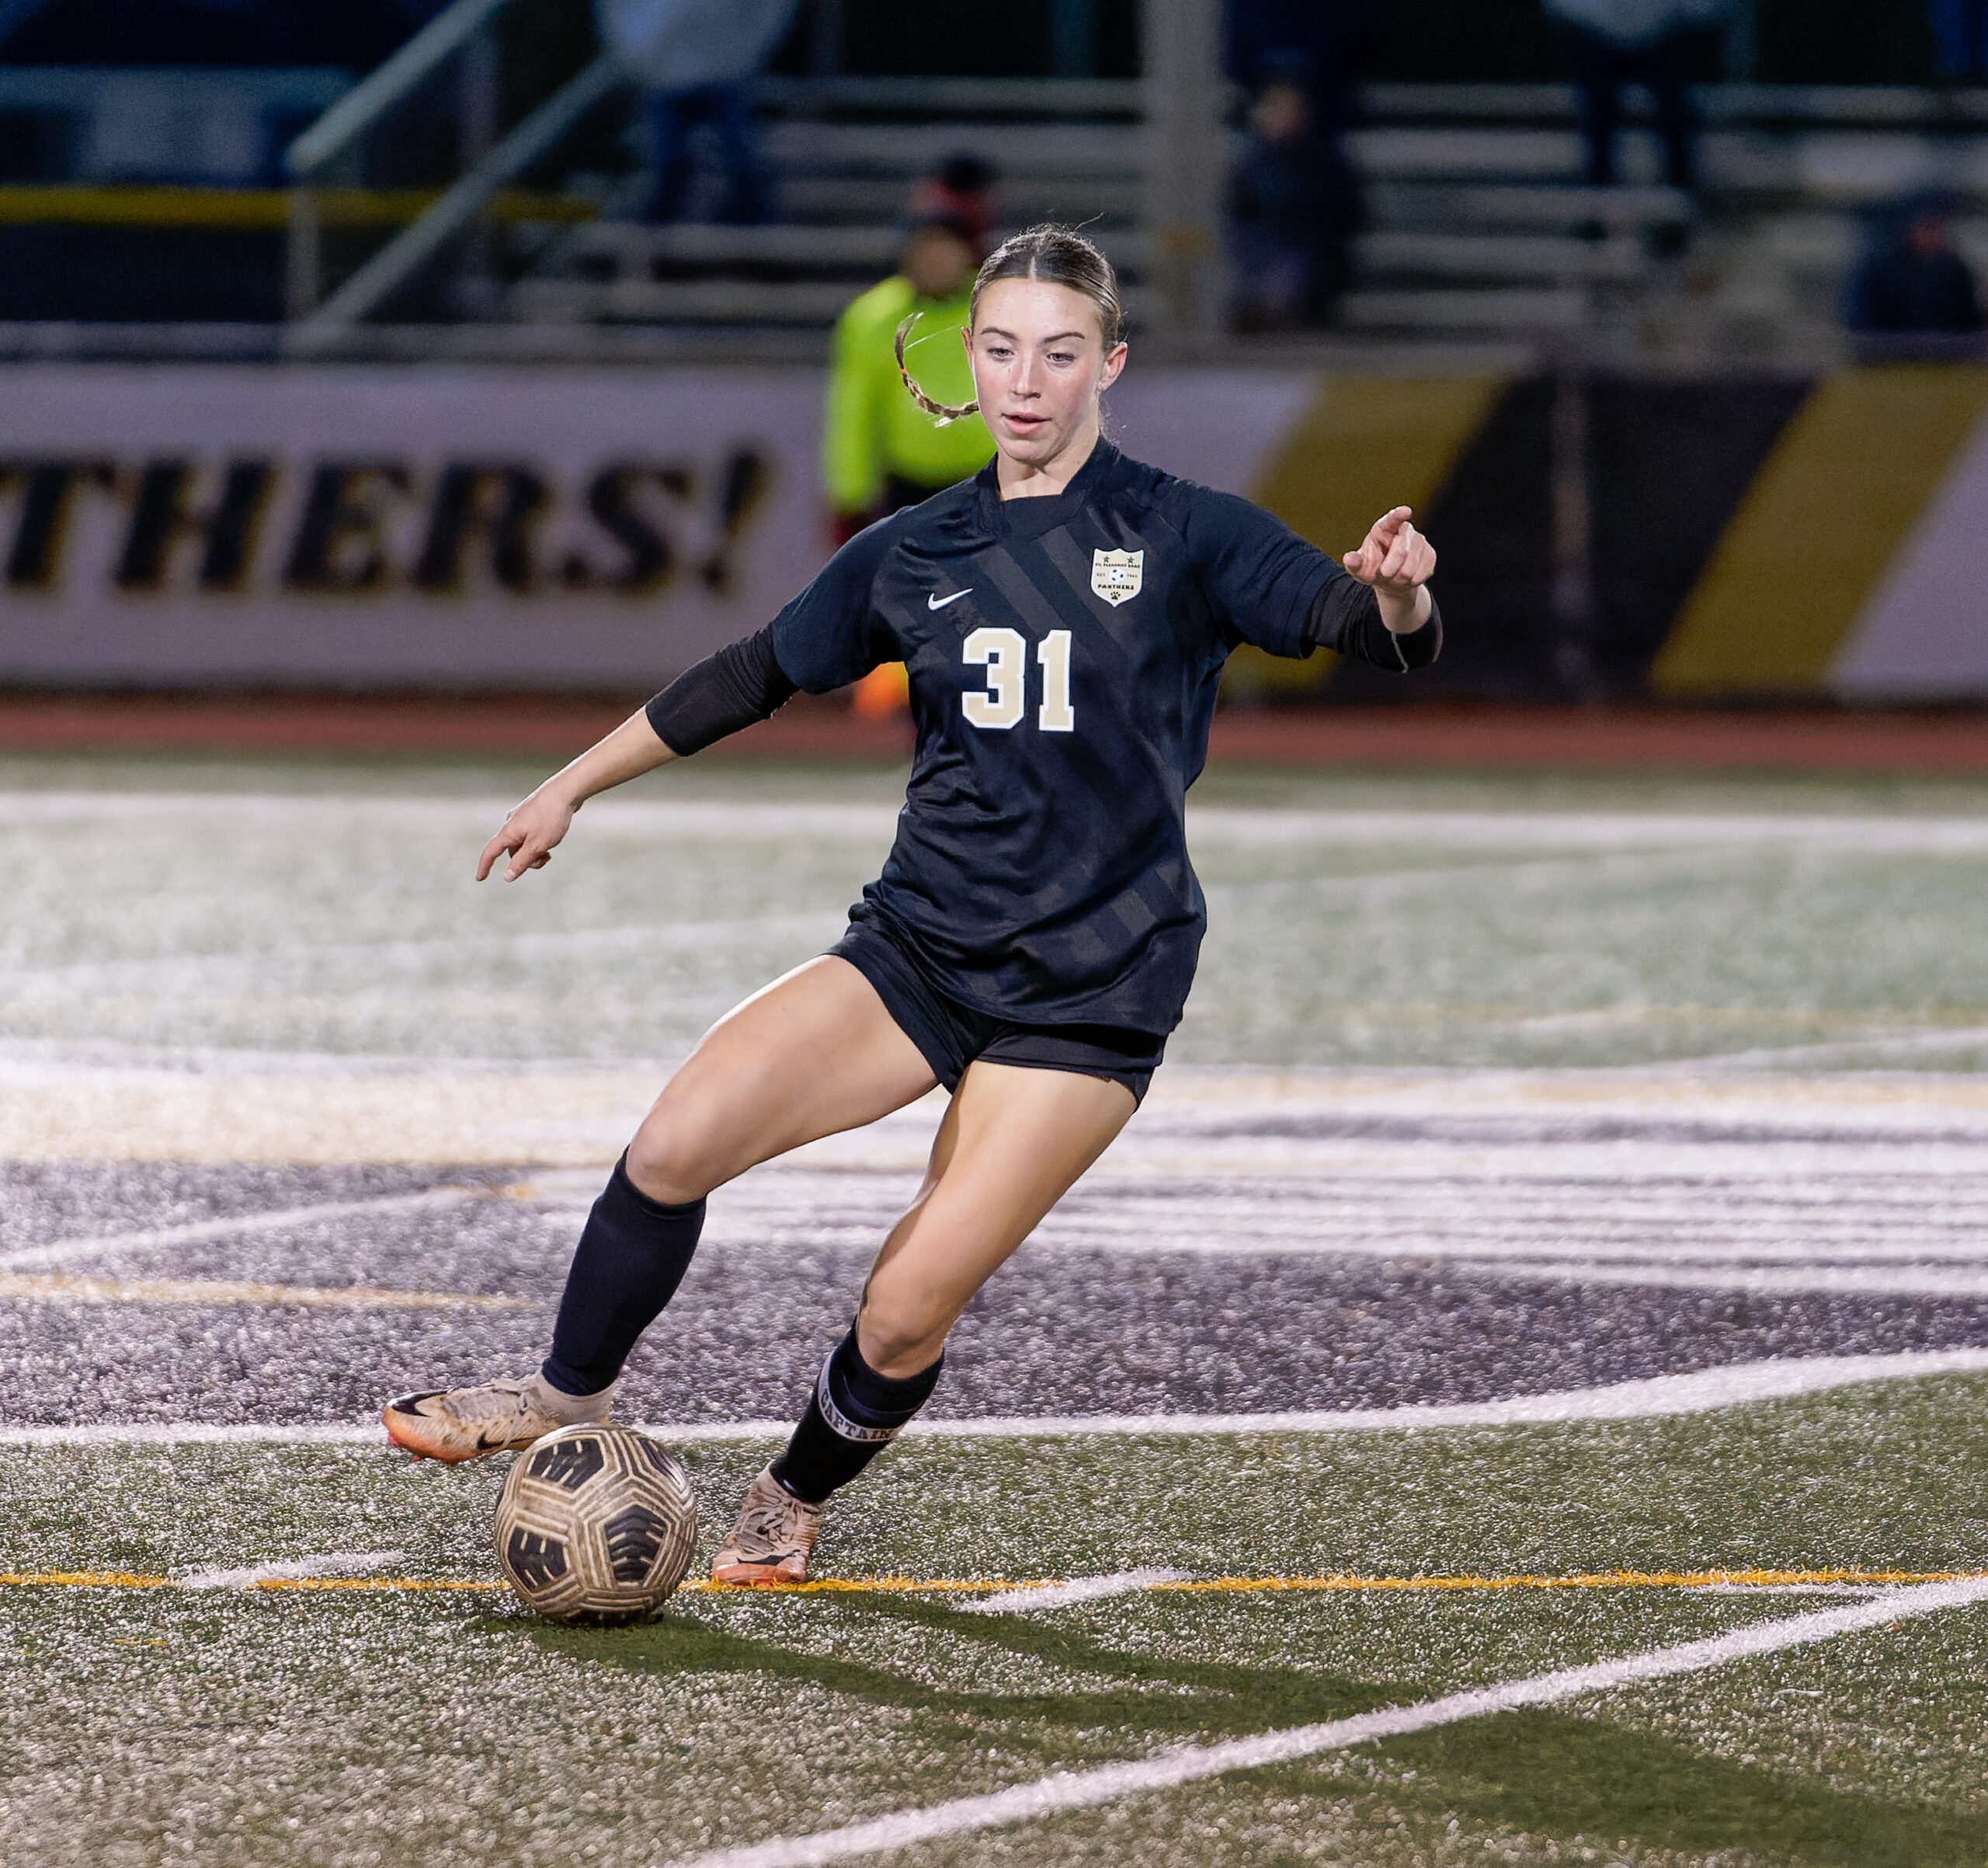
4,753,1988,1867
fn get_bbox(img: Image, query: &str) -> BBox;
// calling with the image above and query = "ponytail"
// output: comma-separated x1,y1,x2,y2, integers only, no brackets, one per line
895,225,1124,429
895,313,976,426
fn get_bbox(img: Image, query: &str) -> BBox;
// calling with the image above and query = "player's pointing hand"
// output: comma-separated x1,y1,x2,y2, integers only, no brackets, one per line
1343,506,1437,636
1343,506,1436,592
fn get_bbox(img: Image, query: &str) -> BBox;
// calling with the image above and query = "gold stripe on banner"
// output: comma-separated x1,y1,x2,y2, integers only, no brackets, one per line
1652,365,1988,697
1232,373,1508,696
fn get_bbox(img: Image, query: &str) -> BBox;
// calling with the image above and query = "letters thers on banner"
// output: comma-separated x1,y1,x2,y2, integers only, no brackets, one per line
0,450,774,599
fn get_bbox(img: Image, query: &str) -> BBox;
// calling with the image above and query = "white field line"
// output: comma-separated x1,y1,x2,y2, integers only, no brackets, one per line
1180,809,1988,855
19,793,1988,853
1458,1259,1988,1299
0,1036,673,1078
5,1350,1986,1449
0,1186,476,1273
890,1352,1988,1439
1039,1229,1988,1269
717,1171,1988,1217
968,1571,1194,1616
1062,1178,1988,1220
694,1169,1988,1291
1658,1025,1988,1071
746,1155,1988,1201
656,1575,1988,1868
0,1422,411,1449
0,793,903,840
0,913,834,998
177,1550,406,1589
1072,1175,1988,1207
1026,1206,1988,1263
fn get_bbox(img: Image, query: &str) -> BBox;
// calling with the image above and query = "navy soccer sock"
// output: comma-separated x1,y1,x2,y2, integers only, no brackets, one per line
770,1327,944,1505
540,1153,704,1398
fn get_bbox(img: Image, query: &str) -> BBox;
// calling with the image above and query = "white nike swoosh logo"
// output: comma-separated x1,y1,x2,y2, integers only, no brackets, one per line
927,589,972,610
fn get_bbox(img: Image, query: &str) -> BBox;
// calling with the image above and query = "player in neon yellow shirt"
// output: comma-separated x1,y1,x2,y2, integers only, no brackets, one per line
824,217,997,714
824,217,996,535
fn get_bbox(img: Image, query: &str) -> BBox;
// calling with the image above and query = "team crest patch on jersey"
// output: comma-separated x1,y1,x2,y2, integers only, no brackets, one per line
1090,548,1144,607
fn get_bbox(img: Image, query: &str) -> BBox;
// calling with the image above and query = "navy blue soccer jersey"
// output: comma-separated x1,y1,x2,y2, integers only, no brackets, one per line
767,441,1439,1035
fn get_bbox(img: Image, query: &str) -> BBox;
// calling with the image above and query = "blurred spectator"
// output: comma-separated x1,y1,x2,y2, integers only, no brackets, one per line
1227,76,1361,331
822,215,994,543
1543,0,1728,191
1225,0,1361,134
908,154,998,254
1929,0,1988,81
1844,193,1984,340
596,0,798,224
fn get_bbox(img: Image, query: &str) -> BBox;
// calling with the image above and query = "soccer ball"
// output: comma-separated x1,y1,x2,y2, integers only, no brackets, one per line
494,1424,699,1625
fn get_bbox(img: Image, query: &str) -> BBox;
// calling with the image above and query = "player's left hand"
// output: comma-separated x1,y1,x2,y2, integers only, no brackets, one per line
1343,507,1436,594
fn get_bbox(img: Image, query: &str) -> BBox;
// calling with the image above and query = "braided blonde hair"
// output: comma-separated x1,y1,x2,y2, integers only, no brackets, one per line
895,225,1124,427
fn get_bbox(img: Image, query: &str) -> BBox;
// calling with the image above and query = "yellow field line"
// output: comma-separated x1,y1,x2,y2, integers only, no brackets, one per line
681,1577,999,1595
0,1571,509,1592
711,1568,1988,1596
5,1567,1982,1596
0,1273,532,1311
1,1571,177,1588
1149,1568,1986,1593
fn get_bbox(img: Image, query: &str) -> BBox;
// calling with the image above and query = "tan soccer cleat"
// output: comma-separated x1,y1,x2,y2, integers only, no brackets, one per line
711,1467,824,1586
382,1374,610,1464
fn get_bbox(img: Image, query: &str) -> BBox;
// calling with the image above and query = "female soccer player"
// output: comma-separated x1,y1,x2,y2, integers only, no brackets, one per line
386,227,1441,1585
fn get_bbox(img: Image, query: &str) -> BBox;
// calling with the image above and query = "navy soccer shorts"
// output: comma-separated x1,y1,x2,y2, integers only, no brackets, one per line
830,921,1165,1105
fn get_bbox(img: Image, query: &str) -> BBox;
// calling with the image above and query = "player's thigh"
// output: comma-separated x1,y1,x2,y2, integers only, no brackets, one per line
627,956,937,1203
857,1061,1136,1373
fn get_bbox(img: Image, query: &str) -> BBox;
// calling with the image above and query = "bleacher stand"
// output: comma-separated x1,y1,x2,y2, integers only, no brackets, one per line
0,0,1982,372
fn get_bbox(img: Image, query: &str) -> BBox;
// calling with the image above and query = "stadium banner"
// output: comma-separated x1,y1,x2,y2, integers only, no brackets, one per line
0,363,1319,694
1838,403,1988,699
5,361,1986,698
0,365,831,691
1651,365,1988,703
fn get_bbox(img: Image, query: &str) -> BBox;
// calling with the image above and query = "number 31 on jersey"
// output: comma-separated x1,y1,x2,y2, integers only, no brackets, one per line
961,627,1075,733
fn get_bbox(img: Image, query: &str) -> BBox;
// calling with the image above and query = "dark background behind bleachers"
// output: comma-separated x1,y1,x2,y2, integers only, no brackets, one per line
0,0,1951,85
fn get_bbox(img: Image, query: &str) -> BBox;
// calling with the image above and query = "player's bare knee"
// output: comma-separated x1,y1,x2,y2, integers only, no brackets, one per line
855,1292,950,1374
623,1127,718,1207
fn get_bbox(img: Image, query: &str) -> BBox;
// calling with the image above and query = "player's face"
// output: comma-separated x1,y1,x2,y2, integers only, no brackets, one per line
966,280,1128,469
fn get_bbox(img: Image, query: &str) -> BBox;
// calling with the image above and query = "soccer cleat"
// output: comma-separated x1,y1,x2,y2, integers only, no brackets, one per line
710,1467,824,1586
383,1374,610,1464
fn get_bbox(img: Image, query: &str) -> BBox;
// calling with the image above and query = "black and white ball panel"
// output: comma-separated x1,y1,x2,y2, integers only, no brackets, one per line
494,1424,698,1626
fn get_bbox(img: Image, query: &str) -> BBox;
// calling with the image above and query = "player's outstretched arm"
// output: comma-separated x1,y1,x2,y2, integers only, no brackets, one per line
476,708,676,884
1343,506,1437,634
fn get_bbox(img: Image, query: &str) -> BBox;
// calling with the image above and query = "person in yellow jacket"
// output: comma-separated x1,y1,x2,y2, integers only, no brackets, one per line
824,216,996,716
825,216,994,534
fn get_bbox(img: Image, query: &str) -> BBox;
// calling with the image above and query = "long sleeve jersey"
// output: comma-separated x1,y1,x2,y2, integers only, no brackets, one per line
653,442,1441,1035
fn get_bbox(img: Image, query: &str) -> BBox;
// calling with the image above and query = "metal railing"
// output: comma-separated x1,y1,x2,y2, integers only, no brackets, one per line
286,0,511,179
283,0,627,337
749,75,1147,117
